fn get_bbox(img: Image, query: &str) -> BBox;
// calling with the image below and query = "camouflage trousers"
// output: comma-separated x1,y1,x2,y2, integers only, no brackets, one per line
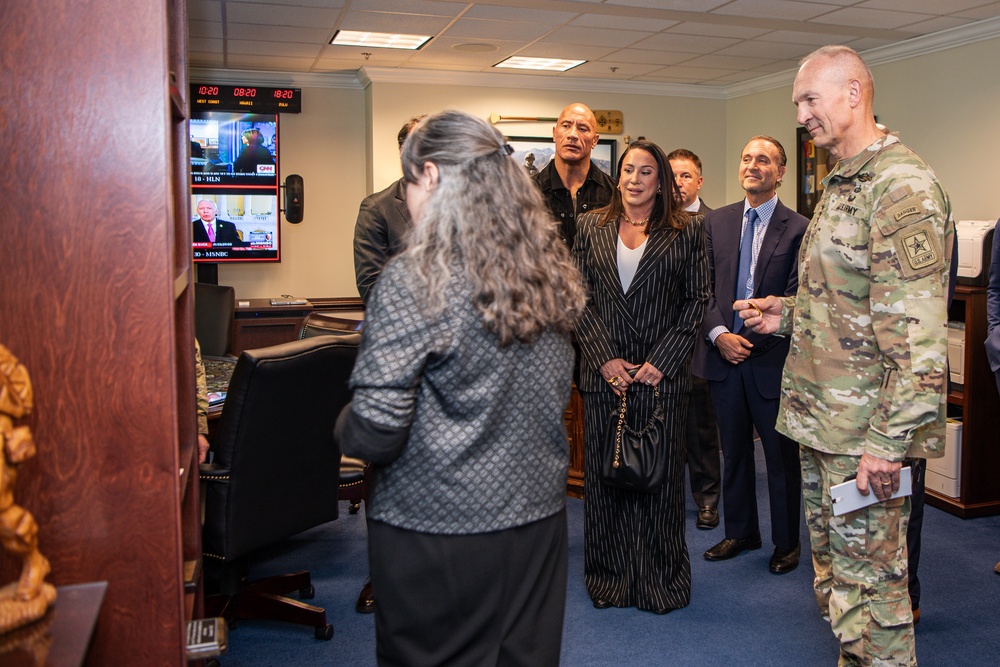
800,446,916,667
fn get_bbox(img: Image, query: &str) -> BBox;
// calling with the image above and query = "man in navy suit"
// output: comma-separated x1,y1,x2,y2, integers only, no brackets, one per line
693,136,808,574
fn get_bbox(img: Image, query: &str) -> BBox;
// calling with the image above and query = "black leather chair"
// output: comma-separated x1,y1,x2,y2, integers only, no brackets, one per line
297,311,363,337
201,335,360,640
195,282,236,357
297,312,370,514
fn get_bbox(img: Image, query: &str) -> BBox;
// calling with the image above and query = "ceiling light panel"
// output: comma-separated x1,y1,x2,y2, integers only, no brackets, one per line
331,30,431,49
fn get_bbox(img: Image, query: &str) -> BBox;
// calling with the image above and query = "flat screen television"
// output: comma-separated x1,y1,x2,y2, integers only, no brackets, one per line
190,111,281,262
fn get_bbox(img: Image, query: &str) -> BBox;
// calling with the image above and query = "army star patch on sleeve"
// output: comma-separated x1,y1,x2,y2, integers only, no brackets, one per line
897,220,943,277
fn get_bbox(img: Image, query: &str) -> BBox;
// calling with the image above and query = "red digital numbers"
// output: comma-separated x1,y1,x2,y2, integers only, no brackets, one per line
198,85,219,96
273,89,294,99
233,87,257,98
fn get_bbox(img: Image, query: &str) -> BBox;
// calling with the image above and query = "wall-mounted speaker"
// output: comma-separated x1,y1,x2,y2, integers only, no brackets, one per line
283,174,304,224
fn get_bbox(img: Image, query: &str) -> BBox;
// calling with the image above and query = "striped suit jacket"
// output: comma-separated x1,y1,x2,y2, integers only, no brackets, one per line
574,210,710,394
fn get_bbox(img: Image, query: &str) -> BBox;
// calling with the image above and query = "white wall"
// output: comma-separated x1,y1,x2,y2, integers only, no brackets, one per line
367,81,728,206
217,85,367,299
725,37,1000,222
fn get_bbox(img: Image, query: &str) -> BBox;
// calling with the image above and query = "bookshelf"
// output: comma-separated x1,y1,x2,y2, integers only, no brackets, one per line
0,0,204,661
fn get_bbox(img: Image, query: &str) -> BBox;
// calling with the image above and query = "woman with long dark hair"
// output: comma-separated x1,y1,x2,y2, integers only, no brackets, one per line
575,140,709,614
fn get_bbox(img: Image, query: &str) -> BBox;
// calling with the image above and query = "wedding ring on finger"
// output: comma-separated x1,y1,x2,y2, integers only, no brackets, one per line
609,375,621,386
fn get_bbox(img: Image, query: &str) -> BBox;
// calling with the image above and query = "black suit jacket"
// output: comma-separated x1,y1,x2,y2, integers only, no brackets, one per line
692,198,808,397
574,211,710,394
353,178,411,304
193,217,242,245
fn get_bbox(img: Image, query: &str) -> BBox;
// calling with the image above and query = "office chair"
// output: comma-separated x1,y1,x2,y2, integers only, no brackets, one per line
201,335,360,640
194,282,236,357
297,312,370,514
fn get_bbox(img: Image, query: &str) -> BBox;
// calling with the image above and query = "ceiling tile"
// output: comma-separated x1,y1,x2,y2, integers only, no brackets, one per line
807,7,935,30
607,0,730,11
463,4,577,23
755,29,858,45
953,2,1000,20
898,16,977,35
225,54,320,70
335,0,452,14
540,25,655,48
339,10,453,34
857,0,989,13
711,0,840,22
566,61,667,77
226,39,325,58
185,0,1000,93
569,15,678,32
189,52,226,68
227,23,333,43
317,48,412,65
444,18,556,41
187,0,222,22
603,48,696,66
225,3,342,28
665,21,772,39
682,53,781,69
189,19,223,39
516,42,620,60
189,37,223,53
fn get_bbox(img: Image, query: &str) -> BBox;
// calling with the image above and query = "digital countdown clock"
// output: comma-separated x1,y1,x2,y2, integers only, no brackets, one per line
190,84,302,114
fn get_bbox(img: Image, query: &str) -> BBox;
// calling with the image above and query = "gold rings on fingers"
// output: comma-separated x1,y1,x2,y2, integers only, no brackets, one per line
880,481,892,486
609,375,622,386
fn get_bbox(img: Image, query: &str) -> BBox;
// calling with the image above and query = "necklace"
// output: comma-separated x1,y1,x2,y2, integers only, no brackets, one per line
622,212,649,227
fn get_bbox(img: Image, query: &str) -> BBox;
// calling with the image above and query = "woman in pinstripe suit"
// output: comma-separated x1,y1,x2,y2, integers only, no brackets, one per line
574,140,710,614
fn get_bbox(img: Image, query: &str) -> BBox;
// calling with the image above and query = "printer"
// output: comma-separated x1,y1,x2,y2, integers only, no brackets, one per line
955,220,995,286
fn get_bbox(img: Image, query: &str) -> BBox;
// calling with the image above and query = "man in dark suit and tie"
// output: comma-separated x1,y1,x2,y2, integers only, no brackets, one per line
193,199,242,245
353,115,425,304
667,148,721,531
693,136,808,574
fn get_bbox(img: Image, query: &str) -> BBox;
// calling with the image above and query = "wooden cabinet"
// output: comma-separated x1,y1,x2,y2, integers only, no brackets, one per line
232,297,364,354
566,388,585,498
0,0,202,662
927,285,1000,517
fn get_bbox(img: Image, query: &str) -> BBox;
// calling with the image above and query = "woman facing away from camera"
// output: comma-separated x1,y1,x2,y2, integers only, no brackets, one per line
574,139,709,614
336,110,587,666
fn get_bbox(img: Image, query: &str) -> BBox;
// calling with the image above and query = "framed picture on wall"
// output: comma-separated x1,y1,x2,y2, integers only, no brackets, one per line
506,136,618,179
796,126,831,219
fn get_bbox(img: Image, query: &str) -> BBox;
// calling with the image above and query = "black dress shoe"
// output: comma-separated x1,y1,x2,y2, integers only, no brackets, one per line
768,544,801,574
696,506,719,530
592,598,613,609
704,536,762,561
355,576,375,613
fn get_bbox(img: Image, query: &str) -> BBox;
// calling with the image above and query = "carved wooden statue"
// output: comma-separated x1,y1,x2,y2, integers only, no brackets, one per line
0,344,55,634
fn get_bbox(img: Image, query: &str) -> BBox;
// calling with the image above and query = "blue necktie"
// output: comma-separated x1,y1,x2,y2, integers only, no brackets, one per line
733,208,759,332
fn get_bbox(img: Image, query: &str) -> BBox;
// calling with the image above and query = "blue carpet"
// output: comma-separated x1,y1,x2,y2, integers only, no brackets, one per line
218,449,1000,666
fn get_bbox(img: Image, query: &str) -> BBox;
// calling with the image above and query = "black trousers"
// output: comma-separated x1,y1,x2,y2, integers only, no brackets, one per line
367,511,568,667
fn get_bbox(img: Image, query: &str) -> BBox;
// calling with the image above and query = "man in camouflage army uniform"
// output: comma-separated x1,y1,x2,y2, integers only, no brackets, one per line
737,45,954,666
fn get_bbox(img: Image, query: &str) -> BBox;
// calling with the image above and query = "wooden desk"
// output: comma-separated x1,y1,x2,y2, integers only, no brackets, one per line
0,581,107,667
233,299,314,354
232,297,365,354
